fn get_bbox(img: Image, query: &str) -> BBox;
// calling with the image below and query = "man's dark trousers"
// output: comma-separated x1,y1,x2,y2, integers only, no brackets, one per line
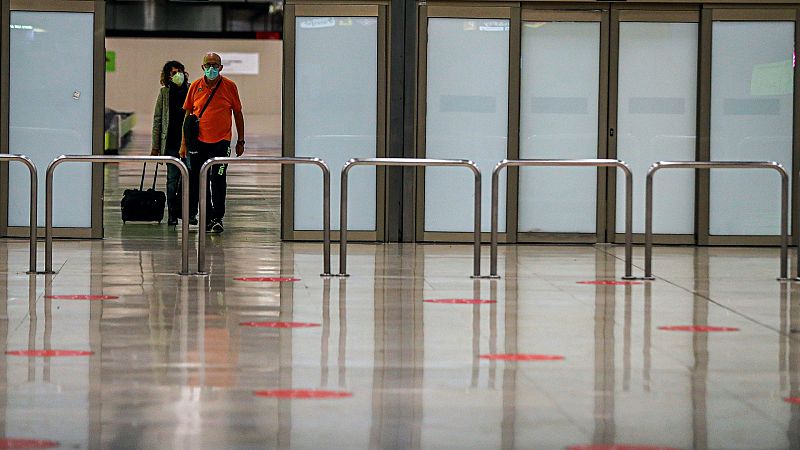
188,139,230,224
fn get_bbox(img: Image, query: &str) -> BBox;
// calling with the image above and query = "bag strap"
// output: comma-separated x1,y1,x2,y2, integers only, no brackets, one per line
139,163,147,191
152,163,159,190
198,79,221,119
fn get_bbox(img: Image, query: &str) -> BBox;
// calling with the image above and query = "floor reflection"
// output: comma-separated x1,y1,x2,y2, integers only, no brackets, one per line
369,245,423,449
790,283,800,449
693,248,710,450
2,187,800,446
593,250,616,445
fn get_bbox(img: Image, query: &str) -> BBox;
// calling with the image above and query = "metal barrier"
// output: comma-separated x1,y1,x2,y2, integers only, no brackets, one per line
338,158,482,277
197,156,332,276
489,159,635,279
0,154,38,273
645,161,789,280
45,155,190,274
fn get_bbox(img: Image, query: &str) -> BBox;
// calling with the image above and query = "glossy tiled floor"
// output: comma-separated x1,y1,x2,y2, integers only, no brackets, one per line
1,133,799,449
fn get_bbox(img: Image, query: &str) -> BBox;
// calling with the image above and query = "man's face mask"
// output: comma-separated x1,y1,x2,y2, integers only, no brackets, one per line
204,65,220,80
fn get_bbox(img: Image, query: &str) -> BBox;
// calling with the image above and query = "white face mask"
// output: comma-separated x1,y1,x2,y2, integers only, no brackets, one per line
170,72,185,86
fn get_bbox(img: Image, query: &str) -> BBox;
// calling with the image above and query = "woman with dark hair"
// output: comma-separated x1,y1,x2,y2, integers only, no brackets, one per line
151,60,194,226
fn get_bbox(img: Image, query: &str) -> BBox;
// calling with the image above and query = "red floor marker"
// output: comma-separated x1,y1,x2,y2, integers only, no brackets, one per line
0,439,59,449
424,299,496,305
234,277,300,282
240,322,320,328
783,397,800,404
254,389,352,399
576,280,643,286
568,446,678,450
6,350,93,357
45,295,118,300
480,353,564,361
658,325,739,332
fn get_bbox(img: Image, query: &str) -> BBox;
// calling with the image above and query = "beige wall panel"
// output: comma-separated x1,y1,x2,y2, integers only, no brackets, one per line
105,37,282,134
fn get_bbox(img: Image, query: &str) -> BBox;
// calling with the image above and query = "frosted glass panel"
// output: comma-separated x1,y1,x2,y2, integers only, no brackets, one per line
425,18,509,232
9,11,94,227
710,21,794,236
519,21,599,233
616,22,698,234
295,17,377,231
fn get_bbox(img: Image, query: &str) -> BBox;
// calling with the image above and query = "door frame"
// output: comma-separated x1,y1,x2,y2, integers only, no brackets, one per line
0,0,105,239
415,3,516,243
698,7,799,246
607,6,700,245
515,6,610,245
282,1,389,242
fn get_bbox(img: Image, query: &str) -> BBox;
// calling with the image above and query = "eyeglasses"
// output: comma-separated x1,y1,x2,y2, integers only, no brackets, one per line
203,63,221,69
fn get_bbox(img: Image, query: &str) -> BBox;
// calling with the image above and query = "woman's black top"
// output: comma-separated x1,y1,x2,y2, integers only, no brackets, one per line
165,84,188,151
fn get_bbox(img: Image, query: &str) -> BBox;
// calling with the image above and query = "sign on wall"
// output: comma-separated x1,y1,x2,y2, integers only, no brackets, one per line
219,52,259,75
106,51,116,72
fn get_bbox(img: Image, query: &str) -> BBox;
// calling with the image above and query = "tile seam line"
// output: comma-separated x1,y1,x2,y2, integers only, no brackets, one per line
515,369,594,435
596,245,786,338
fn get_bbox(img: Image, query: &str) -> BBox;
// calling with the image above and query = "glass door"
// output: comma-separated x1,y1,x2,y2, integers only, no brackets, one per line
283,4,387,241
4,1,104,239
705,10,796,245
413,4,798,246
517,9,606,243
609,10,700,244
417,5,512,242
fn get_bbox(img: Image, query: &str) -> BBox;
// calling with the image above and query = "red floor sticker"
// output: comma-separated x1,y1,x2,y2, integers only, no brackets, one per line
783,397,800,404
0,439,59,449
568,446,678,450
658,325,739,332
6,350,93,357
576,280,643,286
424,299,496,304
234,277,300,282
45,295,118,300
240,322,320,328
480,354,564,361
254,389,352,399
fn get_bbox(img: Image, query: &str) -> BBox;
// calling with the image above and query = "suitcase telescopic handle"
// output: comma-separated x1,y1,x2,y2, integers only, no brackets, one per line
139,163,160,191
139,163,146,191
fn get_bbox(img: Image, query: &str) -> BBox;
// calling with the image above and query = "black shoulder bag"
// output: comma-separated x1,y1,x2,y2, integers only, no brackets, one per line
183,81,220,152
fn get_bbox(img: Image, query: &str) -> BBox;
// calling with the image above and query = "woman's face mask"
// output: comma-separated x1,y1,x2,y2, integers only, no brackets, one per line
171,72,185,86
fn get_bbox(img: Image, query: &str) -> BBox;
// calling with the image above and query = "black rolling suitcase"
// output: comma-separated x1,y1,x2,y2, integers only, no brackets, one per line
121,163,166,223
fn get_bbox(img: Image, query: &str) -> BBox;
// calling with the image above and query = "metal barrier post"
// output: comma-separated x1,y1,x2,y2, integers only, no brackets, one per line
45,155,190,274
0,154,38,273
338,158,481,277
197,156,332,276
489,159,635,279
645,161,789,280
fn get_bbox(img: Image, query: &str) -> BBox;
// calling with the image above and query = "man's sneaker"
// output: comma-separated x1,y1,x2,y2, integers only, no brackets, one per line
209,219,224,234
167,216,178,226
189,215,198,226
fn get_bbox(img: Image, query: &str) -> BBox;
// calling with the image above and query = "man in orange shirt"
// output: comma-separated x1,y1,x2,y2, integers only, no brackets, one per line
180,52,245,233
